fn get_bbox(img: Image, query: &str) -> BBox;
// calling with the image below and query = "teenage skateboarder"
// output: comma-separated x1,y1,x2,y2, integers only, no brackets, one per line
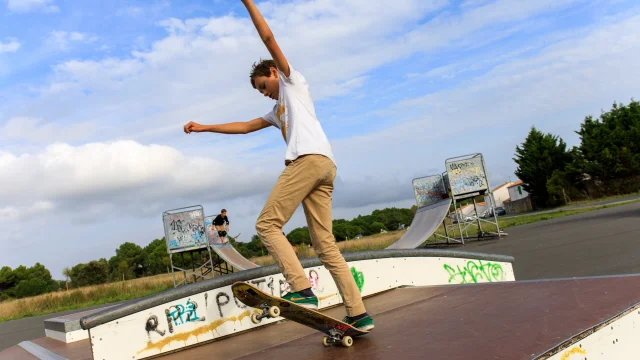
183,0,373,331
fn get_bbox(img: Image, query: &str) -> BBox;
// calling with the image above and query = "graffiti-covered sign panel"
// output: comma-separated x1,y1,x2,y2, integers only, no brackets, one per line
412,175,448,208
446,156,489,196
163,206,208,253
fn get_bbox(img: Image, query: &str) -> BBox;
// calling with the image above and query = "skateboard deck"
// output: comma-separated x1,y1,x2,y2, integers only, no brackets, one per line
232,281,369,347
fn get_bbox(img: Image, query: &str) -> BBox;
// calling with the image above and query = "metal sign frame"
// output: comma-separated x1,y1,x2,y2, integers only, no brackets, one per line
162,205,215,287
444,153,504,244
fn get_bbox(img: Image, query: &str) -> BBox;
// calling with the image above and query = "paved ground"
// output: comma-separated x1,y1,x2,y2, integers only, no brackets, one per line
440,200,640,280
1,200,639,352
0,302,122,352
500,193,640,219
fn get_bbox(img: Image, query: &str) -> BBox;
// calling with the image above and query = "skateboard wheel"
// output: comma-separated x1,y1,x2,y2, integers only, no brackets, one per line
342,336,353,347
251,313,261,324
268,306,280,318
322,336,330,347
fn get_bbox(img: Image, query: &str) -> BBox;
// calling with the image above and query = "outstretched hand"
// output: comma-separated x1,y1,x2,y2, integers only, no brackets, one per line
184,121,205,134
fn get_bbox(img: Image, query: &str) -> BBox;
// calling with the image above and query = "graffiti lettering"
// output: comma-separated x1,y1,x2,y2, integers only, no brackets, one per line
350,267,365,293
216,292,230,318
145,315,166,338
447,158,488,195
250,278,266,289
309,270,324,292
279,279,291,297
164,209,207,250
233,291,247,309
165,299,205,331
443,260,505,284
413,176,447,208
266,277,275,296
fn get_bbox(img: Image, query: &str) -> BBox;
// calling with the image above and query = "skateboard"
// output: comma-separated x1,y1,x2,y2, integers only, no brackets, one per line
232,281,369,347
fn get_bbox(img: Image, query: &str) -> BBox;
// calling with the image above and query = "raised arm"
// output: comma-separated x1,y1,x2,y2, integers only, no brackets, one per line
242,0,290,77
184,117,272,134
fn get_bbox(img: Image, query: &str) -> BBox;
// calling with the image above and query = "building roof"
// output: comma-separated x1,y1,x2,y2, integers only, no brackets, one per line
492,181,512,192
507,180,524,188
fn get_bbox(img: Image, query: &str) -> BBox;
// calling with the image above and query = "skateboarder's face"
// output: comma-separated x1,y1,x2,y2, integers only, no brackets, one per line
253,67,279,101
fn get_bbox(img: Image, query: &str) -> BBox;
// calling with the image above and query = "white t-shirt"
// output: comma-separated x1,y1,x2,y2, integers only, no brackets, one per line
262,64,336,166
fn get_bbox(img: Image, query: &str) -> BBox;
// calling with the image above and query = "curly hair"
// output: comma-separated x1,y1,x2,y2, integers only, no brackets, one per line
249,59,276,88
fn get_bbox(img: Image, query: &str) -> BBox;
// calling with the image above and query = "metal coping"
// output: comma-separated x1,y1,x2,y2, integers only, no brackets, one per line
80,248,515,330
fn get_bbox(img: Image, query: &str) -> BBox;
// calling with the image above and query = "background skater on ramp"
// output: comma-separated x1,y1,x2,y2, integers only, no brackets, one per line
183,0,374,332
213,209,230,244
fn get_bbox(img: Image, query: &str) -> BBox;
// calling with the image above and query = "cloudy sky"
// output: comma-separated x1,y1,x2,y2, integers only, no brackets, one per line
1,0,639,279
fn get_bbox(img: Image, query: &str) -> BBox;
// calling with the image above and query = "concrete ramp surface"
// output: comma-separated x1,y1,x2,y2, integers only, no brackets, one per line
6,273,640,360
386,199,451,249
211,243,259,270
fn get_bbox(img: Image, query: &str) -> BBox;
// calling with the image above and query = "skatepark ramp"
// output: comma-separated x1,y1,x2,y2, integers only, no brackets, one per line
205,214,259,271
9,269,640,359
11,249,512,360
386,175,453,249
386,199,452,249
211,243,259,270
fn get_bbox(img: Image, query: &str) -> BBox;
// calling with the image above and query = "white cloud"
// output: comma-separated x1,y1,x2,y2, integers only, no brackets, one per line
0,38,20,53
0,201,54,222
117,6,144,17
6,0,59,13
1,116,98,143
2,0,640,277
48,31,99,51
0,141,278,222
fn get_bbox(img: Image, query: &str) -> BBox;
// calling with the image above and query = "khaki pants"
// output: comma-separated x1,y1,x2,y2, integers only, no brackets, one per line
255,154,366,316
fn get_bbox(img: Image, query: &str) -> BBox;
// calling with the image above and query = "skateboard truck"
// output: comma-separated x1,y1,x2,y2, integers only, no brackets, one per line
250,303,354,347
322,330,353,347
250,303,281,324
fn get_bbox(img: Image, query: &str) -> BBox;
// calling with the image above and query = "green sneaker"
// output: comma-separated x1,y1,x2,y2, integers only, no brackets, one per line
343,314,375,332
282,291,319,309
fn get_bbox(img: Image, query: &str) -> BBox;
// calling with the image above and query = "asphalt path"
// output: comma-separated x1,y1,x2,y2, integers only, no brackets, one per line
445,200,640,280
499,193,640,219
2,200,640,351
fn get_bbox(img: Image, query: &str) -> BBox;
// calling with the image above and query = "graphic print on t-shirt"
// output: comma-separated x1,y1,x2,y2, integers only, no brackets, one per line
275,104,287,141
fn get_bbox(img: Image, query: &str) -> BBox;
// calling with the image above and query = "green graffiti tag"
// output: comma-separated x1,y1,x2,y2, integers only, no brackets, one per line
443,260,505,284
350,267,364,293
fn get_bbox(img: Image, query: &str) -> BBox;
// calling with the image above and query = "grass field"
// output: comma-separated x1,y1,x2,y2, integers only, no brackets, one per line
2,196,638,322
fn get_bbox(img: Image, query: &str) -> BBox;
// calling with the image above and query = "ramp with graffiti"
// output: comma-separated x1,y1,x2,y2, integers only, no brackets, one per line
386,199,452,249
66,249,513,360
387,174,452,249
211,243,259,270
205,215,259,271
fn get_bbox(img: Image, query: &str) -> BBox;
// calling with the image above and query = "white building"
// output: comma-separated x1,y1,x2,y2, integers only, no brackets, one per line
507,180,529,201
484,181,512,208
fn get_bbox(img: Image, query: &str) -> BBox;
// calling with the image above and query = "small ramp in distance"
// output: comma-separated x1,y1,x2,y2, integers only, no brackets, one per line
211,243,259,270
386,199,452,249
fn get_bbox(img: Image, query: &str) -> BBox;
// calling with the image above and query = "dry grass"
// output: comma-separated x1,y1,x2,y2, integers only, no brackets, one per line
0,273,179,322
250,231,406,266
4,198,637,322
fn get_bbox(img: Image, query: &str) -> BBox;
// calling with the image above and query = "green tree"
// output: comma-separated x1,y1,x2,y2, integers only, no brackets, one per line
370,221,387,233
144,238,169,276
513,126,573,208
114,242,146,278
62,267,72,291
14,278,51,298
576,100,640,193
77,260,109,286
0,266,17,293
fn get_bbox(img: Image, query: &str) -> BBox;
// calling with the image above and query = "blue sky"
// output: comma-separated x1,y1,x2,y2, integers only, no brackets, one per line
1,0,639,279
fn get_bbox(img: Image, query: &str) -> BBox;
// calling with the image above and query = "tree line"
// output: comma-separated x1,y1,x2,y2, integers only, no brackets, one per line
514,100,640,208
0,207,415,301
